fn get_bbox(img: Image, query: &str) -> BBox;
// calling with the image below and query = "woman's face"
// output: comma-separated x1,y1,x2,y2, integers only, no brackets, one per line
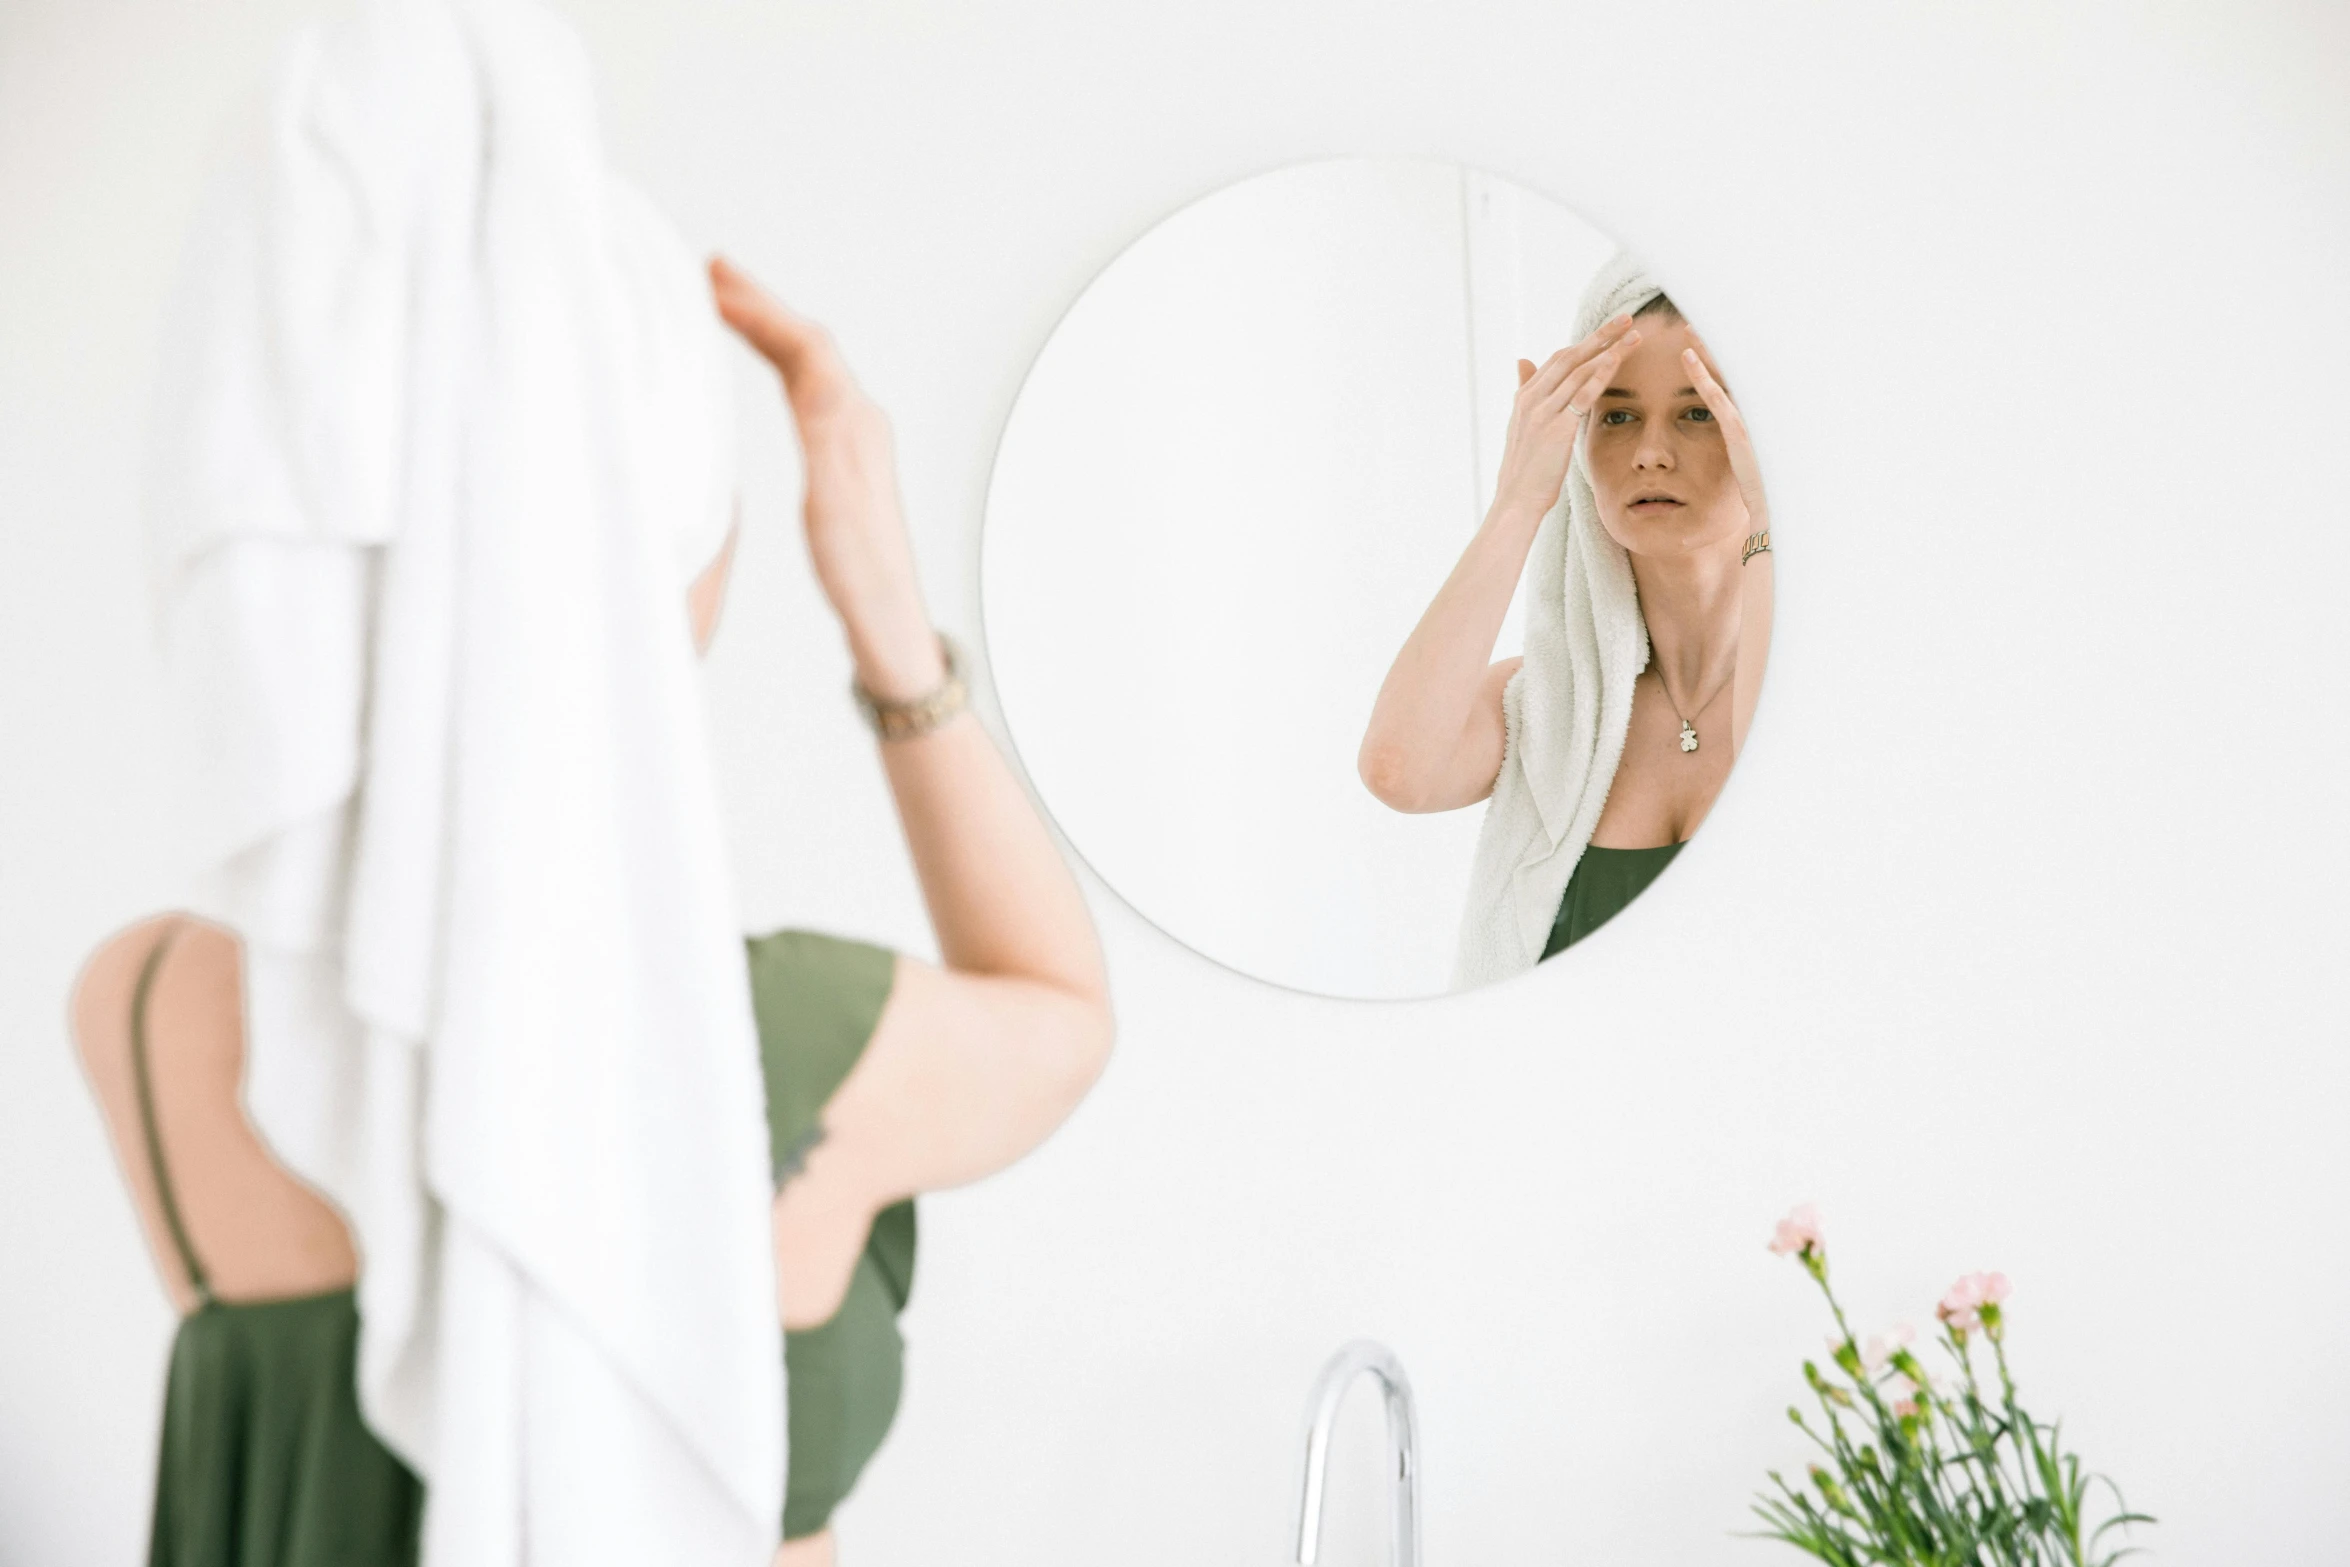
1583,313,1750,558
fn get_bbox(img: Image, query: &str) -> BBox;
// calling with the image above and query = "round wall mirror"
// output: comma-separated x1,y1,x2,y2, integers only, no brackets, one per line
983,157,1774,998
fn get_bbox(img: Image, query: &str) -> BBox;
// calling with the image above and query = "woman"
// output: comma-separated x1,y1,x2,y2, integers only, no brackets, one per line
1357,253,1774,986
73,259,1112,1567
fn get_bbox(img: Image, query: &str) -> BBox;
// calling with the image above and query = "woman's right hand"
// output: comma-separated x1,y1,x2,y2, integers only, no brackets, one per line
1356,315,1642,813
708,255,947,702
1490,313,1643,520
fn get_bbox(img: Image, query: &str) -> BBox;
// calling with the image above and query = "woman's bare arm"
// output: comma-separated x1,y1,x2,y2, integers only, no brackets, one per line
711,259,1112,1327
821,724,1112,1197
1355,504,1537,813
1357,318,1641,812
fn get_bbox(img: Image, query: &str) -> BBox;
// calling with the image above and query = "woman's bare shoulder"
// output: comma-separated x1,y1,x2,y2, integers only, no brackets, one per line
69,914,240,1074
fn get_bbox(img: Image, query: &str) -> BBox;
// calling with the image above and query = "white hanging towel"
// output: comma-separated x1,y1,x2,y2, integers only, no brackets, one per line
145,0,782,1560
1453,250,1664,990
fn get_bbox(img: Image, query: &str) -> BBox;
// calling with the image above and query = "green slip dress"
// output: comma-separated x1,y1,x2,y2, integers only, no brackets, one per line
1540,841,1685,961
133,931,427,1567
136,927,913,1563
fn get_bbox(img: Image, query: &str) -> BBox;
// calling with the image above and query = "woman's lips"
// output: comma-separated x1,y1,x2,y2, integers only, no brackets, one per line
1629,497,1685,511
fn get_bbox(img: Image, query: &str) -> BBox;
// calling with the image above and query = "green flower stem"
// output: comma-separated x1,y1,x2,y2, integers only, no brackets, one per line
1804,1265,1958,1562
1754,1239,2145,1567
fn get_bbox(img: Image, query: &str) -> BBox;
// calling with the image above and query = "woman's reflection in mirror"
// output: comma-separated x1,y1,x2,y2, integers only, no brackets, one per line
1358,259,1773,983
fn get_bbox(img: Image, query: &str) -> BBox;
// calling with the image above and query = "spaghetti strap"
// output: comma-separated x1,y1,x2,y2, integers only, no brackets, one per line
130,921,213,1309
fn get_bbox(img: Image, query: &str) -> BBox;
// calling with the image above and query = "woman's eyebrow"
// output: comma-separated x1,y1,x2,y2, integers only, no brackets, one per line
1598,386,1702,398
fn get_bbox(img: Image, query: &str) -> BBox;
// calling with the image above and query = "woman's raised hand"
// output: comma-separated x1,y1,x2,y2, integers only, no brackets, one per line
1681,337,1770,536
708,255,945,700
1358,316,1639,814
1490,313,1643,520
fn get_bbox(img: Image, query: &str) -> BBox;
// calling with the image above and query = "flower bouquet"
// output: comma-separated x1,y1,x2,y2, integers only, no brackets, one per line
1752,1206,2151,1566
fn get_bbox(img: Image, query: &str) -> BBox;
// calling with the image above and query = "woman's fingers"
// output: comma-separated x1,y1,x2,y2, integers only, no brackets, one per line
1682,345,1769,522
708,255,859,423
1517,358,1538,388
1547,333,1637,419
1523,343,1582,399
1680,345,1733,419
1522,313,1637,403
1540,315,1634,388
1682,335,1752,443
1680,345,1750,446
707,255,808,370
1680,337,1732,408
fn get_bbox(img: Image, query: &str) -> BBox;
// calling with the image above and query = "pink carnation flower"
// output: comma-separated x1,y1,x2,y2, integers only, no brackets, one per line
1769,1204,1824,1259
1863,1323,1917,1371
1937,1271,2013,1330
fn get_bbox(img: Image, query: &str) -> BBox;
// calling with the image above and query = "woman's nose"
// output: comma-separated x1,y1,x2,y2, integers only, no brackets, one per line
1633,431,1675,469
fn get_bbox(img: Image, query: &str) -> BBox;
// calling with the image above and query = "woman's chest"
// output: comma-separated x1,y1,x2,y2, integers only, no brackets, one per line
1588,682,1736,847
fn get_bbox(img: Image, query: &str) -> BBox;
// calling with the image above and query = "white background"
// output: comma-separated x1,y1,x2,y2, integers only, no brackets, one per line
3,2,2346,1564
983,158,1615,999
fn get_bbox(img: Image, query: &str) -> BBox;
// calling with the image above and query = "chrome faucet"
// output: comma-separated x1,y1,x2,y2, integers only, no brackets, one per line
1294,1340,1421,1567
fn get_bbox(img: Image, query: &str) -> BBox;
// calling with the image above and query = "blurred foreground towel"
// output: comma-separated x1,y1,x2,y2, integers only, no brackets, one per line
145,0,782,1560
1453,250,1661,989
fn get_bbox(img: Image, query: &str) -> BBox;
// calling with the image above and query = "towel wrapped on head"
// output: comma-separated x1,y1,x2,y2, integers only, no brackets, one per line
1453,249,1664,989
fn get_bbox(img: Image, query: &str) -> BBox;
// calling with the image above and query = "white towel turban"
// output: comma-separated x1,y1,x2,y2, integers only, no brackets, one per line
1452,248,1664,989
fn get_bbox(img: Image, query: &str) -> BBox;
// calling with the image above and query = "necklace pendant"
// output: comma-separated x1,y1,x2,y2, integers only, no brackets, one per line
1679,720,1699,753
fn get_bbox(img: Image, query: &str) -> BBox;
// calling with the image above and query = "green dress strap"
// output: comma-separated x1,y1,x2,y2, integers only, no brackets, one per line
130,922,214,1310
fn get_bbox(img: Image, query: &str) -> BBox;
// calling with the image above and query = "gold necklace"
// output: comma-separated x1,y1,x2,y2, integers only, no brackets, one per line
1649,660,1734,753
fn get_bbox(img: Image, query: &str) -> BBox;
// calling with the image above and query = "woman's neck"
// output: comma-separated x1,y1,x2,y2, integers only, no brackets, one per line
1631,539,1743,704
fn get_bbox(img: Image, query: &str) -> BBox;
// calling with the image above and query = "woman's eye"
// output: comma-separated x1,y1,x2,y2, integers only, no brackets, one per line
1683,406,1714,423
1599,409,1634,426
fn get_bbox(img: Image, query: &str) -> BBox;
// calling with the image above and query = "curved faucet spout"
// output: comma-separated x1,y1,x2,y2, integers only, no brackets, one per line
1294,1340,1420,1567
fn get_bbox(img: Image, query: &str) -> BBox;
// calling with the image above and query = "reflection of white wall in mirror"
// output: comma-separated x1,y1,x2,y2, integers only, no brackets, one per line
987,159,1475,997
984,159,1621,997
1461,171,1617,662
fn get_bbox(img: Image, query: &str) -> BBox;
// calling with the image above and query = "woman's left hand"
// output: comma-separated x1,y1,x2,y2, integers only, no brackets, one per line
1681,340,1770,537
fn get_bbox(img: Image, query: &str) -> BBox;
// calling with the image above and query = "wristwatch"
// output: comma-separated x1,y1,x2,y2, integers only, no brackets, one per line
851,633,969,741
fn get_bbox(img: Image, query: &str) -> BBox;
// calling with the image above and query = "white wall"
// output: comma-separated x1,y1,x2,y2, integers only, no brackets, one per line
3,3,2345,1564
